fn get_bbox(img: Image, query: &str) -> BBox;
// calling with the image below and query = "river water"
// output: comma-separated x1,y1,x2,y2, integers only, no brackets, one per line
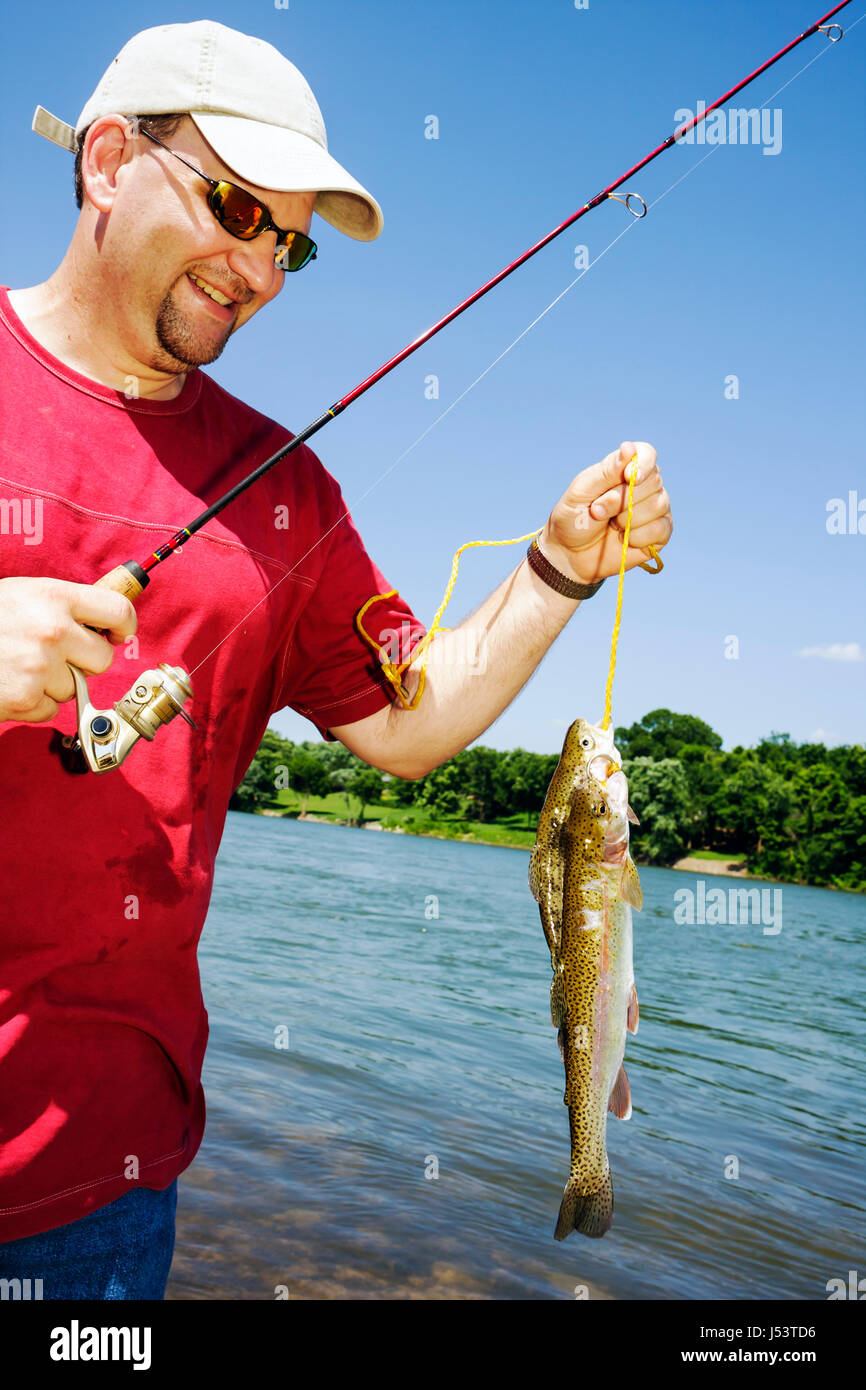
166,813,865,1300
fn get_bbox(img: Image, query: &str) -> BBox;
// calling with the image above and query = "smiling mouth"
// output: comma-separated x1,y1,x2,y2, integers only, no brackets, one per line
186,272,236,309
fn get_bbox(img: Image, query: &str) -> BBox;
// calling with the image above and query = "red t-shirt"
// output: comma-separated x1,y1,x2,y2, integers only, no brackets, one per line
0,286,425,1241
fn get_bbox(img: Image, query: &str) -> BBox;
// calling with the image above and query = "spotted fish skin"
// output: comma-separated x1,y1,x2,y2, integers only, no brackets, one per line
529,717,642,1240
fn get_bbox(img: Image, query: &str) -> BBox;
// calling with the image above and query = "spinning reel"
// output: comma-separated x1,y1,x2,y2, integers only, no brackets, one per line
64,662,194,774
56,562,194,775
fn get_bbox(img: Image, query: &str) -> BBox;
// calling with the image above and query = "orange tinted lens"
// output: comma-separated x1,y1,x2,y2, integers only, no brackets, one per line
210,183,265,238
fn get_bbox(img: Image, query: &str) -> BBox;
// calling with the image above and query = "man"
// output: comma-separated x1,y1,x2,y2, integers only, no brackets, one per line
0,21,672,1297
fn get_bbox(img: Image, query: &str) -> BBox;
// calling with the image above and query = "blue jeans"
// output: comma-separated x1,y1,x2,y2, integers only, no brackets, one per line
0,1181,177,1300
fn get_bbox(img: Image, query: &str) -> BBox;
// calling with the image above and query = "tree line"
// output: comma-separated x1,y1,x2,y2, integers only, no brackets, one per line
231,708,864,893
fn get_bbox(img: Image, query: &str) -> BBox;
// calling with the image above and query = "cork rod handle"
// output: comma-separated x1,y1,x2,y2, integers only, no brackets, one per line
93,562,149,605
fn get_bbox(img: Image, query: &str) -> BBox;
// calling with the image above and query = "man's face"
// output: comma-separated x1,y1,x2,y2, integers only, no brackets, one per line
91,115,317,374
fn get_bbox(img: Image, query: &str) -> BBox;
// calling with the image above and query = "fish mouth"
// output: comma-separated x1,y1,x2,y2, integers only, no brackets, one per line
590,755,622,782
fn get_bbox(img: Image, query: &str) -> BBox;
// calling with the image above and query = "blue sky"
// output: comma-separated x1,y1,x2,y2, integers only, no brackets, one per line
2,0,863,754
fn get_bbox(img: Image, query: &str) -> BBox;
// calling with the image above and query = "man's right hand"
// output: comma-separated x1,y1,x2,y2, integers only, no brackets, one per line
0,577,138,724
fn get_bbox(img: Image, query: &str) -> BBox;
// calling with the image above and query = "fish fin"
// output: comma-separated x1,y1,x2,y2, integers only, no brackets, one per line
550,971,566,1030
528,839,558,905
538,904,560,958
556,1026,566,1063
528,844,542,902
529,844,563,955
620,854,643,910
554,1168,614,1241
627,804,640,825
608,1065,632,1120
627,982,639,1035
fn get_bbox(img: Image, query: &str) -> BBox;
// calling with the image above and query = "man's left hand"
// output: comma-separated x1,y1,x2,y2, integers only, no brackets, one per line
539,440,673,587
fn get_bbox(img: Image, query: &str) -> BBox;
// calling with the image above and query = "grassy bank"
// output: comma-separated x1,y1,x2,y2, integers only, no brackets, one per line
267,788,538,848
258,790,755,863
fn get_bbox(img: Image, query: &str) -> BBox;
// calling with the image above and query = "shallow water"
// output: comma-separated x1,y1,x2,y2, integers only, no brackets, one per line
166,813,865,1300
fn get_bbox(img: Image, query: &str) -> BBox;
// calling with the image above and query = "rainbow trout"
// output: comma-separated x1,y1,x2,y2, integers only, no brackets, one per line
529,717,642,1239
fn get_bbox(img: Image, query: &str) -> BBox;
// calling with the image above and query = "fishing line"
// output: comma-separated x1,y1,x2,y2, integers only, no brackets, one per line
594,12,865,735
188,216,640,678
65,5,857,773
188,6,860,680
189,138,746,680
97,0,851,605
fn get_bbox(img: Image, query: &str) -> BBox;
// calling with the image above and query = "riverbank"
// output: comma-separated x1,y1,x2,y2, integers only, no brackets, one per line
671,855,751,879
258,807,761,878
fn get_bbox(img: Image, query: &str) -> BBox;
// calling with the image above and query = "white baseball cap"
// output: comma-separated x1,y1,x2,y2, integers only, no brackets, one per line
31,19,383,241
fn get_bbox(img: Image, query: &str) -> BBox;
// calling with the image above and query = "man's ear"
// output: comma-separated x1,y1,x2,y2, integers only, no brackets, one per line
80,114,135,214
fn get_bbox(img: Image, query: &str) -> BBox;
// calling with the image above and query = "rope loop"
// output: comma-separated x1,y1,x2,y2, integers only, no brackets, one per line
356,454,664,717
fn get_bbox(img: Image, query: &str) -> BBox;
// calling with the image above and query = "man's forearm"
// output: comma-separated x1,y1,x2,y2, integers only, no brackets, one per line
333,441,671,779
380,548,585,776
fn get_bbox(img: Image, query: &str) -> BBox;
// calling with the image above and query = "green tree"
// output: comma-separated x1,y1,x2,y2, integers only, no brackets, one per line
230,755,278,813
346,767,385,825
256,729,295,787
779,761,862,889
616,709,723,761
624,756,692,865
711,757,790,857
388,774,421,806
677,745,725,848
304,740,358,777
416,760,464,819
288,750,330,815
498,748,558,827
459,746,508,822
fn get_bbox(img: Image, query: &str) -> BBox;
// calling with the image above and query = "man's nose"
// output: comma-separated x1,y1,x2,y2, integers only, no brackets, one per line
224,235,283,297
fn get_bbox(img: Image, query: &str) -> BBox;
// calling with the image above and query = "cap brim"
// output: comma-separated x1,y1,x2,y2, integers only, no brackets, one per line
190,112,383,242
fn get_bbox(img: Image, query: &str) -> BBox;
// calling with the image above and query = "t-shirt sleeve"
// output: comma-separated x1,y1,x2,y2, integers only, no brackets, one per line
277,485,427,739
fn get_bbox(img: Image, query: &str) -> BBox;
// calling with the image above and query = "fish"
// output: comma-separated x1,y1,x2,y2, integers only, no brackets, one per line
529,717,642,1240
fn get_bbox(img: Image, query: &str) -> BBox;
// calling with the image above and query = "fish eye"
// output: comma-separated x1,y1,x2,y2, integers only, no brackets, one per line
581,737,592,748
595,800,607,816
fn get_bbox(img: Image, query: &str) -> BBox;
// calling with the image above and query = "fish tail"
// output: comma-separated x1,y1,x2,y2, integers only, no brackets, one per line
554,1168,614,1241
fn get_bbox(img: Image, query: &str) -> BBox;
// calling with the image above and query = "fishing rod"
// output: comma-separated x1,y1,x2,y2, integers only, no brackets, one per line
68,1,853,773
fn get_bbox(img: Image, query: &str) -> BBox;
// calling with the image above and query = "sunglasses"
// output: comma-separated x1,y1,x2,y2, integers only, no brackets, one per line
136,126,317,272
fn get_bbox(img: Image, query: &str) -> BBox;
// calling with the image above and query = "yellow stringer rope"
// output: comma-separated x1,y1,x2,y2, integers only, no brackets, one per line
356,453,662,714
601,456,651,729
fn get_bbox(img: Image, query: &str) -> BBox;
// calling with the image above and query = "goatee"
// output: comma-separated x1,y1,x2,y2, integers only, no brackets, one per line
153,282,233,369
